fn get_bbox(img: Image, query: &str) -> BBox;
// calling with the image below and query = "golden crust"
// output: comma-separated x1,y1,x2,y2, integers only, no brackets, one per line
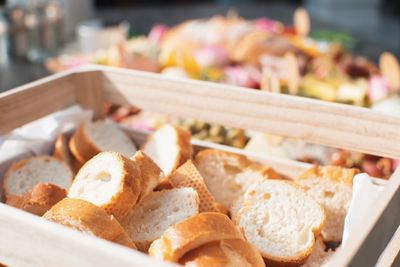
180,239,265,267
7,183,67,216
54,134,82,174
195,149,282,180
53,134,71,165
2,156,73,202
70,152,141,220
130,150,163,202
143,125,192,189
43,198,136,249
169,160,225,213
68,122,101,164
298,165,358,186
149,212,242,262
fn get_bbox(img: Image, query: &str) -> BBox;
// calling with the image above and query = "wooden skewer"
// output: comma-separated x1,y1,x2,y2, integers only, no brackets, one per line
379,52,400,92
294,7,310,37
285,52,300,95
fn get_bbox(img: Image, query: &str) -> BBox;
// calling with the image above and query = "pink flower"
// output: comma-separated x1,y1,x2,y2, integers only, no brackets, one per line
368,75,389,103
194,45,229,67
255,18,283,33
148,24,169,44
224,65,261,88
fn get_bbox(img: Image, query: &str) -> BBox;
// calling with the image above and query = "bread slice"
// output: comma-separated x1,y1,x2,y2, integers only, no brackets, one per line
54,134,82,174
301,238,333,267
236,180,325,266
69,121,137,164
169,160,225,213
6,183,66,216
149,212,243,262
179,239,265,267
43,198,136,249
68,152,141,220
142,124,192,182
296,165,357,242
130,150,164,202
120,187,199,252
2,156,73,201
194,149,282,209
53,134,73,167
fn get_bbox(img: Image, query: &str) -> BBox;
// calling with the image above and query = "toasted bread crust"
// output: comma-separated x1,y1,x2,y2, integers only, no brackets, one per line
176,127,193,167
43,198,136,249
69,152,141,220
53,134,71,165
149,212,242,262
7,183,67,216
169,160,224,213
298,165,358,186
69,123,101,164
131,151,163,202
143,126,192,189
2,156,73,201
180,239,265,267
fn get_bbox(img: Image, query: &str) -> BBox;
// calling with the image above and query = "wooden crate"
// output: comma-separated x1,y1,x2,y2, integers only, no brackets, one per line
0,66,399,267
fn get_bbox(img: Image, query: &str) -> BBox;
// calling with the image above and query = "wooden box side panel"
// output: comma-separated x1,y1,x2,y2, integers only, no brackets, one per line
101,68,400,159
0,74,76,135
0,70,105,135
0,204,176,267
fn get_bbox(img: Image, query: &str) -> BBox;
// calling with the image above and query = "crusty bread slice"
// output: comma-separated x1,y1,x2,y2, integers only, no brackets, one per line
53,134,73,167
149,212,243,262
301,237,333,267
296,165,357,242
142,124,192,182
68,152,141,220
169,160,225,213
69,121,137,164
179,239,265,267
2,156,73,201
6,183,66,216
43,198,136,249
236,180,325,266
130,150,164,202
120,187,199,252
54,134,82,174
194,149,282,210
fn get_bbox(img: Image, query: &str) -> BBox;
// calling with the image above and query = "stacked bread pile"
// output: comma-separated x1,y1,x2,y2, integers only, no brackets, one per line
1,121,358,267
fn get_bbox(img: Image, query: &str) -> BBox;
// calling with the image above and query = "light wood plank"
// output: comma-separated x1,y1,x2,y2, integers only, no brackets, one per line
73,70,105,119
0,204,177,267
101,67,400,159
0,74,77,135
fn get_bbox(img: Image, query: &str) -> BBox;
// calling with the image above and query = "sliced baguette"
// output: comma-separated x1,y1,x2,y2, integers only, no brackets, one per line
130,150,164,202
53,134,73,167
43,198,136,249
69,121,137,164
180,239,265,267
6,183,66,216
68,152,141,220
301,237,333,267
2,156,73,201
296,165,357,242
120,187,199,252
194,149,282,209
236,180,325,266
54,134,82,173
142,124,192,183
169,160,224,213
149,212,243,262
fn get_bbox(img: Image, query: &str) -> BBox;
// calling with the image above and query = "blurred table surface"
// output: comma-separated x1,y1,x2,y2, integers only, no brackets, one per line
1,2,399,92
